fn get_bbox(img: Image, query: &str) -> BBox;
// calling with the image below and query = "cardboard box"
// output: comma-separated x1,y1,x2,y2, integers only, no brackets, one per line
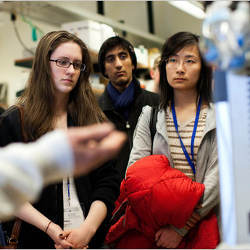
134,46,148,67
100,23,115,43
62,20,102,52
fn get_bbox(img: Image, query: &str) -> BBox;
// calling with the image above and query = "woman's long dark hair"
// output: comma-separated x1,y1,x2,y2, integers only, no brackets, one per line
18,31,106,140
159,31,213,110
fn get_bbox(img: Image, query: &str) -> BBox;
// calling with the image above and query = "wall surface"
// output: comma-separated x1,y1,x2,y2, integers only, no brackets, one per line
154,1,202,39
105,1,148,33
0,11,58,105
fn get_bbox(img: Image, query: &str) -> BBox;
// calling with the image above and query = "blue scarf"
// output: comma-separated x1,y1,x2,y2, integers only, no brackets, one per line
107,80,135,120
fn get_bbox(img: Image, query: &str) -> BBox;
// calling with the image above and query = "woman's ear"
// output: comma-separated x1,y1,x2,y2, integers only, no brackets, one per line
150,68,155,79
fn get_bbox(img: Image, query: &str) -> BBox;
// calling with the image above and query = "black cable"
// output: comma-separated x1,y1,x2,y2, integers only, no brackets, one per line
147,1,154,34
11,13,35,56
97,1,104,15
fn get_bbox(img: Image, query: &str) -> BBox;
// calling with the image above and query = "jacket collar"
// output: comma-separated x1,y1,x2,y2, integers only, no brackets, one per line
156,103,216,142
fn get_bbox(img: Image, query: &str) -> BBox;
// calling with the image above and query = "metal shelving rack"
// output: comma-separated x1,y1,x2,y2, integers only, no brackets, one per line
0,1,165,47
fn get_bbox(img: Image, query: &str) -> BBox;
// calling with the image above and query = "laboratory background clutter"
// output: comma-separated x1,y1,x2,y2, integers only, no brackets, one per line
0,0,204,108
0,1,250,248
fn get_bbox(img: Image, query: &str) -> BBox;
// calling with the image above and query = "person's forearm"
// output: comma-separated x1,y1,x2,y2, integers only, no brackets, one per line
15,202,51,232
80,200,107,235
198,165,219,217
16,203,70,248
171,209,201,237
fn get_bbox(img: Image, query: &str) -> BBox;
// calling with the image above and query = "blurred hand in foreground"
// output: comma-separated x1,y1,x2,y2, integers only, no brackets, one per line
68,123,126,176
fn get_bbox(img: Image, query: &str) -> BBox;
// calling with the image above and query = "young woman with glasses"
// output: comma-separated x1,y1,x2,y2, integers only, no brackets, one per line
126,32,219,248
0,31,120,249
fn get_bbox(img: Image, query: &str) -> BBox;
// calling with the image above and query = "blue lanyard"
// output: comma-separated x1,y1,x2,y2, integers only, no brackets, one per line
171,97,202,175
67,177,70,200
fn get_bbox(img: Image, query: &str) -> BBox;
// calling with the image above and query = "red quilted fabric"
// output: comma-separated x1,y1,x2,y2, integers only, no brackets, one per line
106,155,219,248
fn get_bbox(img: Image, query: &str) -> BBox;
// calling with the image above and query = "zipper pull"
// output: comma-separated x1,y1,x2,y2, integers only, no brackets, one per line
126,121,130,129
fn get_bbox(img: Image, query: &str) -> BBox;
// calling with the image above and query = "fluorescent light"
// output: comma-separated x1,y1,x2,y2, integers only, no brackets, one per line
167,1,206,20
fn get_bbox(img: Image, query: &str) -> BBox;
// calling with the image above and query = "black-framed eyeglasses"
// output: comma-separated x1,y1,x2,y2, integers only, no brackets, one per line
49,58,86,72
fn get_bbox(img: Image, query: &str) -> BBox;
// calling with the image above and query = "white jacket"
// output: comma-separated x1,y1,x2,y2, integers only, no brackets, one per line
0,130,73,220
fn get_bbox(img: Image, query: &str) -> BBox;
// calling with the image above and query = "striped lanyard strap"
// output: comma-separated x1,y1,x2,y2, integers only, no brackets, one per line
171,97,202,175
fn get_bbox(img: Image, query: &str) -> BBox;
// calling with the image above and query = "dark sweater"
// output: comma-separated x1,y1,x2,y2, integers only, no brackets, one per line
0,106,120,249
98,78,159,180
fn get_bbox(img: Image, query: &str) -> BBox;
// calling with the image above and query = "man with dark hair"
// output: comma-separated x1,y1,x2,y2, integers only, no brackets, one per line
98,36,159,180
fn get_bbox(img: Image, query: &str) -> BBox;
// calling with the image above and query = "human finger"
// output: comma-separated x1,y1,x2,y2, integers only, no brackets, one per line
97,131,126,153
68,123,115,143
73,131,126,176
59,231,71,239
155,230,161,241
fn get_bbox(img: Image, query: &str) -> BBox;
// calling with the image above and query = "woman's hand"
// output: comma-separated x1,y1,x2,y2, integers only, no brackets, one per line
155,225,183,248
58,200,107,248
59,222,96,249
46,222,73,249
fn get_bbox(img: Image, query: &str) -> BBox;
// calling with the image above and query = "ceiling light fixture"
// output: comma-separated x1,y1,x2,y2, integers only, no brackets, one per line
167,1,206,20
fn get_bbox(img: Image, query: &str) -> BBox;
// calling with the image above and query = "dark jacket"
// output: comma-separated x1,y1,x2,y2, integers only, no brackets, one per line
98,78,159,180
0,106,120,249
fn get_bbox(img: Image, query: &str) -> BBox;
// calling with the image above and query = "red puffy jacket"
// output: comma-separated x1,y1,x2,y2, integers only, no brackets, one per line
106,155,220,249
